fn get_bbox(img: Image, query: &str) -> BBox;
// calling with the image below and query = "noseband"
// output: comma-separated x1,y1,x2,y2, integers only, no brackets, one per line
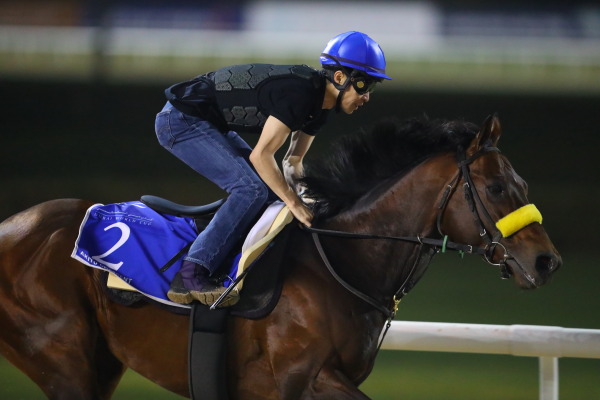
303,145,543,321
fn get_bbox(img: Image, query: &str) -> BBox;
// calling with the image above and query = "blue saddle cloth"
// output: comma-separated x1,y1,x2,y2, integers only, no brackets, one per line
72,201,201,308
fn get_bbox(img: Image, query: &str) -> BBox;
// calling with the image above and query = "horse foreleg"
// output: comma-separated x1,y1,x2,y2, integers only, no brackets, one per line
304,368,372,400
0,293,126,399
0,229,126,399
266,366,372,400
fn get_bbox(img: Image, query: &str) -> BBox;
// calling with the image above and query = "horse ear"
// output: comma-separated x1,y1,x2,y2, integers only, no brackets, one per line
477,113,502,148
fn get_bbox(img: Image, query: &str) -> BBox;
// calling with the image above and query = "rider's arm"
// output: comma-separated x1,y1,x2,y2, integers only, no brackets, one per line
250,115,313,226
282,129,315,190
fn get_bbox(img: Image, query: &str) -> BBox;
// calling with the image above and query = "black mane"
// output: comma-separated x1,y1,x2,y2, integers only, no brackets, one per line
301,116,478,218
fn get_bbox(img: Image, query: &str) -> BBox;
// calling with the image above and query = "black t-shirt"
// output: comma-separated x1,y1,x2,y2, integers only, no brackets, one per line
165,64,330,136
256,76,328,135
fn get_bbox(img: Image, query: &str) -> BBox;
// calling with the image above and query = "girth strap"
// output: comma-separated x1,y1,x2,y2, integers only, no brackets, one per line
188,304,229,400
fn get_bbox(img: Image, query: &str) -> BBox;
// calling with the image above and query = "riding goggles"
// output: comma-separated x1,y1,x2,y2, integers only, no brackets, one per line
350,76,378,95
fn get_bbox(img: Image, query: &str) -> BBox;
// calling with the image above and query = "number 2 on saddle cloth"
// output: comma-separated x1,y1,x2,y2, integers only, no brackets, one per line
71,199,292,309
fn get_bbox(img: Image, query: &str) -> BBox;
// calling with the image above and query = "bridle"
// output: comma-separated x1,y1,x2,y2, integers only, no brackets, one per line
438,145,512,273
302,144,541,326
441,145,541,286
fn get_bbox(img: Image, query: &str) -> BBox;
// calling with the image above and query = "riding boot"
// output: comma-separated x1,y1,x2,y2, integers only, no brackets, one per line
167,260,207,304
187,261,240,308
167,271,193,304
168,260,239,307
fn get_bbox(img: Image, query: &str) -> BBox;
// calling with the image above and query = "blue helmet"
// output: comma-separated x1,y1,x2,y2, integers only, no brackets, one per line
320,31,391,80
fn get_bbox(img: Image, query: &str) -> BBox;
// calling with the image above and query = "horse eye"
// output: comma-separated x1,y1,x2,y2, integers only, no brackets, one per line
487,184,505,196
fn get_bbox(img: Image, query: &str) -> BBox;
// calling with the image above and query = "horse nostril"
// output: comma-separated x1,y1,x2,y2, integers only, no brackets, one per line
535,253,561,276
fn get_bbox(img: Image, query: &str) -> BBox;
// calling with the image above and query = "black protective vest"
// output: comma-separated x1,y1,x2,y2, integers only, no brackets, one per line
211,64,323,132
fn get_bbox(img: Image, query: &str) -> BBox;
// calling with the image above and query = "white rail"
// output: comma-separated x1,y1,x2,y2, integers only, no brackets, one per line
380,321,600,400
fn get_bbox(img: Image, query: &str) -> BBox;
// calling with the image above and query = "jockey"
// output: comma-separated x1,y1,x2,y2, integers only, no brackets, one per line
155,31,391,307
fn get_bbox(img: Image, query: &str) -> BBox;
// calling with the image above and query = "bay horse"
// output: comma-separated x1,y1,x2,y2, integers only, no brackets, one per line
0,114,561,399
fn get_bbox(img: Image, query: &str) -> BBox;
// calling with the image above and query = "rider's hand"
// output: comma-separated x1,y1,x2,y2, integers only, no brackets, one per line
288,199,313,227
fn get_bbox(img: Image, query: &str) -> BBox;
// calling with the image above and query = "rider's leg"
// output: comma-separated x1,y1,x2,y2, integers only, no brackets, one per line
156,104,270,305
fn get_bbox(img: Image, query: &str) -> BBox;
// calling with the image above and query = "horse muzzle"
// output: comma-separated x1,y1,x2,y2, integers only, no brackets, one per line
505,251,562,289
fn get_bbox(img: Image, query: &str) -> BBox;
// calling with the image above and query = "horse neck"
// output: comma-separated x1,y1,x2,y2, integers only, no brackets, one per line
320,154,457,300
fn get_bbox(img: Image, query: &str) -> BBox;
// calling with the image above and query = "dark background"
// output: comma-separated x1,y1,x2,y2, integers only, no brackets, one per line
1,1,599,397
1,1,600,395
2,79,598,254
3,78,599,399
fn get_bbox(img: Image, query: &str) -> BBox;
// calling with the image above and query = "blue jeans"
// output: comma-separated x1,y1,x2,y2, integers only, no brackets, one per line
155,102,272,274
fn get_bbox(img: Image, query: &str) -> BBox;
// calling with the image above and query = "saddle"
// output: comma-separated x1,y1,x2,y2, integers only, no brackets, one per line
96,196,295,319
91,196,295,400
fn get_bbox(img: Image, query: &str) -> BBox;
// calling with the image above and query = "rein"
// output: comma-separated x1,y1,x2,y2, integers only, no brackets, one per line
302,144,542,348
302,147,496,313
305,225,487,257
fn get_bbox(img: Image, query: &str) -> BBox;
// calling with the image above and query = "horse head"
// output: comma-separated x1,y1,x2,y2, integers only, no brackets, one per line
438,114,562,289
301,113,562,318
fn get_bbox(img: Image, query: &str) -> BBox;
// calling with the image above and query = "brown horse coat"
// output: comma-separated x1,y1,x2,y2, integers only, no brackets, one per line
0,115,561,399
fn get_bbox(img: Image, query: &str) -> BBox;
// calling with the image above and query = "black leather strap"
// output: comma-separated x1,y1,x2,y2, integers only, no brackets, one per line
188,304,230,400
303,225,486,256
311,233,394,318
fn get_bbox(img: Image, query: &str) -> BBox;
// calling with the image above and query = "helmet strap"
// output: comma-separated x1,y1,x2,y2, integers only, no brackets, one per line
323,65,354,113
334,89,345,113
329,73,353,113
